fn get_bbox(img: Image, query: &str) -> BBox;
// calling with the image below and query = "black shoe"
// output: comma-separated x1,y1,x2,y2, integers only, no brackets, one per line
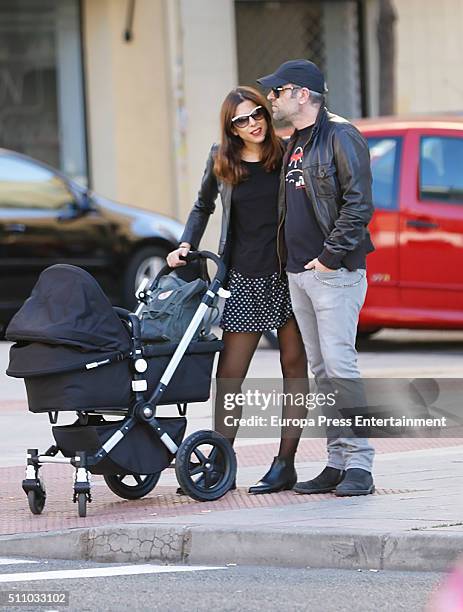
248,457,297,495
293,466,345,494
176,479,236,495
335,468,375,497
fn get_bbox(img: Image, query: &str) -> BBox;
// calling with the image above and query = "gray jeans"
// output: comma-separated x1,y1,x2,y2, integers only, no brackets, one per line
287,268,375,472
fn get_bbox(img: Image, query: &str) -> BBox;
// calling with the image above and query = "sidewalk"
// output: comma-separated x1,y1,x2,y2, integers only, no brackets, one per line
1,337,463,572
1,435,462,572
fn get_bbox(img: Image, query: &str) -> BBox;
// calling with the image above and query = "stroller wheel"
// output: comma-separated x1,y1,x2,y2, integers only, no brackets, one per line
27,489,46,515
175,430,237,502
103,472,161,500
77,492,87,517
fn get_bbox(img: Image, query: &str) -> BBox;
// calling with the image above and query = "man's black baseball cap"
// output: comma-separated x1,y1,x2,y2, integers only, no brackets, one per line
257,59,328,94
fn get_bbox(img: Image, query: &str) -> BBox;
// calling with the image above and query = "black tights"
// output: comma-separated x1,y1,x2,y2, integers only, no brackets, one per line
214,317,308,464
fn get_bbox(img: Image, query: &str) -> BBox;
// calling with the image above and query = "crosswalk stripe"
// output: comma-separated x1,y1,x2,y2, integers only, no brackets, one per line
0,559,39,566
0,564,226,583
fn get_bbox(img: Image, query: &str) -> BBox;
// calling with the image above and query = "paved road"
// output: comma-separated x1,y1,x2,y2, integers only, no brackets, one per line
0,557,444,612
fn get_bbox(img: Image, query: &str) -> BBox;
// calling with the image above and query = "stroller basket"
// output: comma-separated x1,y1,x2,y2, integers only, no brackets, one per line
52,416,187,475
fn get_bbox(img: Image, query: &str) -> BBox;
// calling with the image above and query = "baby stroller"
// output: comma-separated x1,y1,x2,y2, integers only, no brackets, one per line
6,251,237,517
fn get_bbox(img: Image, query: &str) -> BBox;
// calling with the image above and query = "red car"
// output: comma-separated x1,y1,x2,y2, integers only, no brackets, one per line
357,115,463,335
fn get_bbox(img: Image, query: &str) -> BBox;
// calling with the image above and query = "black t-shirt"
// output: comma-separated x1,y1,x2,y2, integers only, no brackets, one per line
229,160,280,277
284,126,326,273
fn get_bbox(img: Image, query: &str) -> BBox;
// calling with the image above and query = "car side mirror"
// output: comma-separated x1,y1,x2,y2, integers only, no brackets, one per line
57,201,83,221
78,189,94,211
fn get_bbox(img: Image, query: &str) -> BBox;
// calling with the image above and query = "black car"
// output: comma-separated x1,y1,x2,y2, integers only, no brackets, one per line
0,148,184,332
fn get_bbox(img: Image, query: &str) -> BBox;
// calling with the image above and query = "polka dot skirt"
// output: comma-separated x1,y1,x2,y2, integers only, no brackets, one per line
220,268,294,333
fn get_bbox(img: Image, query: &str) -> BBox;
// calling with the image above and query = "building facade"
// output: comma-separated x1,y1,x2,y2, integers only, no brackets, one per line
0,0,459,249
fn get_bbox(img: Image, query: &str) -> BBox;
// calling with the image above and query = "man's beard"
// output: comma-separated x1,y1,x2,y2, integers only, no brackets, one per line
273,106,293,123
272,108,287,122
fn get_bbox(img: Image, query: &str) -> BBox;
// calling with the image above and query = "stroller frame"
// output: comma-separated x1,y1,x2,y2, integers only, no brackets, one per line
20,251,236,517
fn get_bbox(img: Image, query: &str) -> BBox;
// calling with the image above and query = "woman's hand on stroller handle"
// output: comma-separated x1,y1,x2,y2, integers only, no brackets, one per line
166,248,226,285
166,244,191,268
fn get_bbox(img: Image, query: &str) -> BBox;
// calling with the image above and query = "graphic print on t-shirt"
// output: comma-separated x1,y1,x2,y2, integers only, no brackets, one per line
286,146,305,189
284,126,325,273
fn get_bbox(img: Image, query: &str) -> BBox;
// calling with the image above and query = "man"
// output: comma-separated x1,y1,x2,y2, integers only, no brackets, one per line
257,60,375,496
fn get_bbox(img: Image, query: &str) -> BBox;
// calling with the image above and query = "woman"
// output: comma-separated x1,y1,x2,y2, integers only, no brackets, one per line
167,86,308,494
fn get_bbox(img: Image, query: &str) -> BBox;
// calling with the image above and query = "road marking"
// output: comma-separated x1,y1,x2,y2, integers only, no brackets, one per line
0,559,39,566
0,564,226,583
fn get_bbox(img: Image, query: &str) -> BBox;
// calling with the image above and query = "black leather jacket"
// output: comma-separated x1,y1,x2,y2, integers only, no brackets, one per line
180,144,233,256
279,106,375,270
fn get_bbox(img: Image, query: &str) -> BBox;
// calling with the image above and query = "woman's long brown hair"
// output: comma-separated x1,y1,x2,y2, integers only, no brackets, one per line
214,86,284,185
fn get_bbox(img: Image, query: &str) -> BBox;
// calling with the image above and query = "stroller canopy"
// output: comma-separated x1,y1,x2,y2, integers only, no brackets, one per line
6,264,131,353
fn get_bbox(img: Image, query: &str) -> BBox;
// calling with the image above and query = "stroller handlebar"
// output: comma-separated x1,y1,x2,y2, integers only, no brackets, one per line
180,250,226,283
135,250,227,310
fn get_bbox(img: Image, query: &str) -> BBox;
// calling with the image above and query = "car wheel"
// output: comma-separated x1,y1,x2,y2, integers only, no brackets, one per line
123,245,170,308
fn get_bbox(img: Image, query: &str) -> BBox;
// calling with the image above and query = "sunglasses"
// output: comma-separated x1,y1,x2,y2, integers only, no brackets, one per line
231,105,266,129
271,86,301,99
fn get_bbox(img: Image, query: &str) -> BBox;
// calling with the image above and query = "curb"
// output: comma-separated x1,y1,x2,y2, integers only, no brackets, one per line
1,526,462,572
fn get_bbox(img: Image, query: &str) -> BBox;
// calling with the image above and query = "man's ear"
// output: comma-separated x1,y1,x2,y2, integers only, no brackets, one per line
299,88,311,104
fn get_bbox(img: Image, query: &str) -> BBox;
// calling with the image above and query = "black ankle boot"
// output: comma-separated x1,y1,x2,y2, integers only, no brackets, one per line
335,468,374,496
248,457,297,495
293,466,345,494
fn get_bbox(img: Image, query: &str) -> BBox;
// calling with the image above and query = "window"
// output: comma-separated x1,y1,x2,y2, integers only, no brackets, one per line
420,136,463,204
0,0,87,183
367,137,402,210
235,1,326,127
0,154,74,210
